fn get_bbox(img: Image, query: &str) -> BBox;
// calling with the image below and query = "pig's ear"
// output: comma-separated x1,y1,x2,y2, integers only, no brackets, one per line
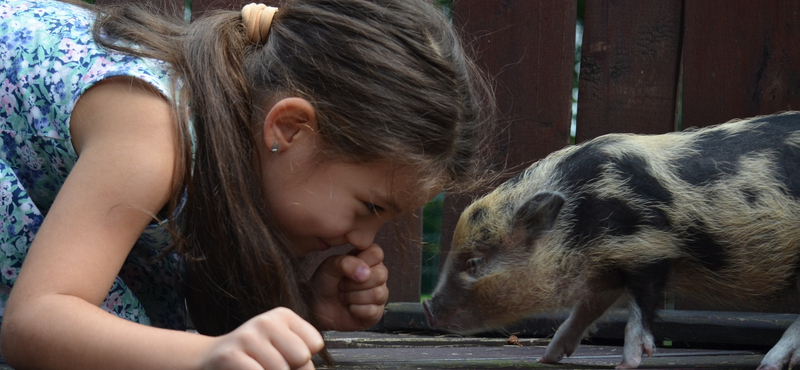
512,191,565,244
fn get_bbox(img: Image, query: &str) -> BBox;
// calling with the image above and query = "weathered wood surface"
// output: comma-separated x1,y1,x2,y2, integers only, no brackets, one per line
682,0,800,130
576,0,683,141
318,331,765,369
306,303,792,369
382,303,796,348
0,334,766,370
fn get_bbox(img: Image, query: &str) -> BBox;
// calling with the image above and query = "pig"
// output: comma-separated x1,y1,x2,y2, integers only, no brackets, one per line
423,111,800,370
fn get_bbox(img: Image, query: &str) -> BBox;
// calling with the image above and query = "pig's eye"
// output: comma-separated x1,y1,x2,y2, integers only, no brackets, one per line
465,256,485,276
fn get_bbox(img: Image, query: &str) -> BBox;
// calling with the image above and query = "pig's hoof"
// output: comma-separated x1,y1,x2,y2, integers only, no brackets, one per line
758,335,800,370
540,340,576,364
615,359,641,369
619,330,654,369
537,356,562,364
757,353,799,370
538,348,567,364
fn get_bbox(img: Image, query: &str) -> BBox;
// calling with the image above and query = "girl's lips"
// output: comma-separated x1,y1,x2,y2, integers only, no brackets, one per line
318,239,332,251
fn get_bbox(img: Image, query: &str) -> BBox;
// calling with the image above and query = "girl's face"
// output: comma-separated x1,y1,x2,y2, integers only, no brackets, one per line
258,98,439,257
265,157,433,257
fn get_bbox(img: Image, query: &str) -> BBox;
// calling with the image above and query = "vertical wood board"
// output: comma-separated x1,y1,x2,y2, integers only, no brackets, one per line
682,0,800,129
576,0,682,142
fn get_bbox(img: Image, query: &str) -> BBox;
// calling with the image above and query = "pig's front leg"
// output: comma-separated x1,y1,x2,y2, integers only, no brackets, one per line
757,316,800,370
618,302,655,369
540,289,623,364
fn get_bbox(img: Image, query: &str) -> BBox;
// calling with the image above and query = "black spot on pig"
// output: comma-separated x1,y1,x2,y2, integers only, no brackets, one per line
469,207,487,224
559,140,613,190
741,188,759,205
679,114,800,188
641,206,671,231
568,196,644,246
775,143,800,198
676,130,740,186
612,154,673,206
681,223,728,271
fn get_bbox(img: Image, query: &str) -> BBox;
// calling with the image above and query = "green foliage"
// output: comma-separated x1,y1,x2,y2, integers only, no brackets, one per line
420,193,444,295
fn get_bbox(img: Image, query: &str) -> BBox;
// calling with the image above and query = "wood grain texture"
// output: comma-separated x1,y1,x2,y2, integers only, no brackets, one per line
576,0,682,142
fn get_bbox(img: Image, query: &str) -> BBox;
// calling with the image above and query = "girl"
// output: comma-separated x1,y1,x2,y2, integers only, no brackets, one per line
0,0,492,368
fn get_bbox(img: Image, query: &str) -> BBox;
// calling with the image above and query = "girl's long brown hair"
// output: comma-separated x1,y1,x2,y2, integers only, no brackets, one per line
72,0,494,351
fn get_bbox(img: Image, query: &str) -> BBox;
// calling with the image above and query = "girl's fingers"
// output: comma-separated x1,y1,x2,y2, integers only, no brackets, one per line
296,360,316,370
346,303,385,321
340,284,389,305
339,262,388,291
246,308,324,369
245,342,290,370
284,310,326,353
353,244,384,267
270,336,312,369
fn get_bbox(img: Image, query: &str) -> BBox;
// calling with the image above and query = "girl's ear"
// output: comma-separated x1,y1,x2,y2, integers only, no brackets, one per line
262,97,318,153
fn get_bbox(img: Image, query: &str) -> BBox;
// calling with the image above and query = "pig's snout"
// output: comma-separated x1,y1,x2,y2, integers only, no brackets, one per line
422,299,438,328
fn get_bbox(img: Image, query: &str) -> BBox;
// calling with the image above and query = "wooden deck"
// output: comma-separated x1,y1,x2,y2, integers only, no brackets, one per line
0,302,787,369
317,302,789,370
0,334,770,370
322,331,764,369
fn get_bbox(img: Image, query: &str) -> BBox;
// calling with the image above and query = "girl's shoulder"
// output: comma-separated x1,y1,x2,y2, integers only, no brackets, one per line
70,74,178,190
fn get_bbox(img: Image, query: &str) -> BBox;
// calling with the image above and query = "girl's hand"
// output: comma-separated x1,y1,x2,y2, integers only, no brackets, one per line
201,307,324,370
311,244,389,331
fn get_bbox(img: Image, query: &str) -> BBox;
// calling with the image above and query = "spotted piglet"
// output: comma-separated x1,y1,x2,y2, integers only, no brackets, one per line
423,111,800,369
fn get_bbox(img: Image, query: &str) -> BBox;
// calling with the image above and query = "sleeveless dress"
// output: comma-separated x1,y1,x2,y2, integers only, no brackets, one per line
0,0,189,331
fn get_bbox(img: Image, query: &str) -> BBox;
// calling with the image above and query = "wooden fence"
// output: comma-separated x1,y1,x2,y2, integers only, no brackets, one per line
98,0,800,311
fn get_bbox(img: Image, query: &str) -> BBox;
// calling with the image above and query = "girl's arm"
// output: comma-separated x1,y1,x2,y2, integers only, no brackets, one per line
0,78,322,370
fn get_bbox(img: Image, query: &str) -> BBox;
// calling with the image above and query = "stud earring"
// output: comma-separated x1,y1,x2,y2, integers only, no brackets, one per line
270,142,279,153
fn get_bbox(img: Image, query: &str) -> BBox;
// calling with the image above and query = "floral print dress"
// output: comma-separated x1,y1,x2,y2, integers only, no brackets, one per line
0,0,188,331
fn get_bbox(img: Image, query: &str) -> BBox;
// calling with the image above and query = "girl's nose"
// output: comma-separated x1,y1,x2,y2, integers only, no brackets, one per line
346,220,385,250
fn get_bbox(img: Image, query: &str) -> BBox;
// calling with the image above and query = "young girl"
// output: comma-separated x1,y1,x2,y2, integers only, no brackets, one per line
0,0,492,368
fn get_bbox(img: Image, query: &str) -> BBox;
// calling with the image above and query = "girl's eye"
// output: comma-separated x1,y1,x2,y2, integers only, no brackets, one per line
365,202,385,213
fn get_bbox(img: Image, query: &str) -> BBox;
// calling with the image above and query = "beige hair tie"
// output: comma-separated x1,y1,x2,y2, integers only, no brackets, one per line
242,3,278,45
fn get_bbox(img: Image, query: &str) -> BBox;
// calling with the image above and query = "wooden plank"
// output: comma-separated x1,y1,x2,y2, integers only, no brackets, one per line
682,0,800,129
441,0,576,268
575,0,682,143
321,346,763,370
320,330,764,370
382,302,795,348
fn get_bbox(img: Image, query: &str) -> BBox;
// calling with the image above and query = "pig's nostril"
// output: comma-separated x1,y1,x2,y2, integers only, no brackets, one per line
422,299,438,327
